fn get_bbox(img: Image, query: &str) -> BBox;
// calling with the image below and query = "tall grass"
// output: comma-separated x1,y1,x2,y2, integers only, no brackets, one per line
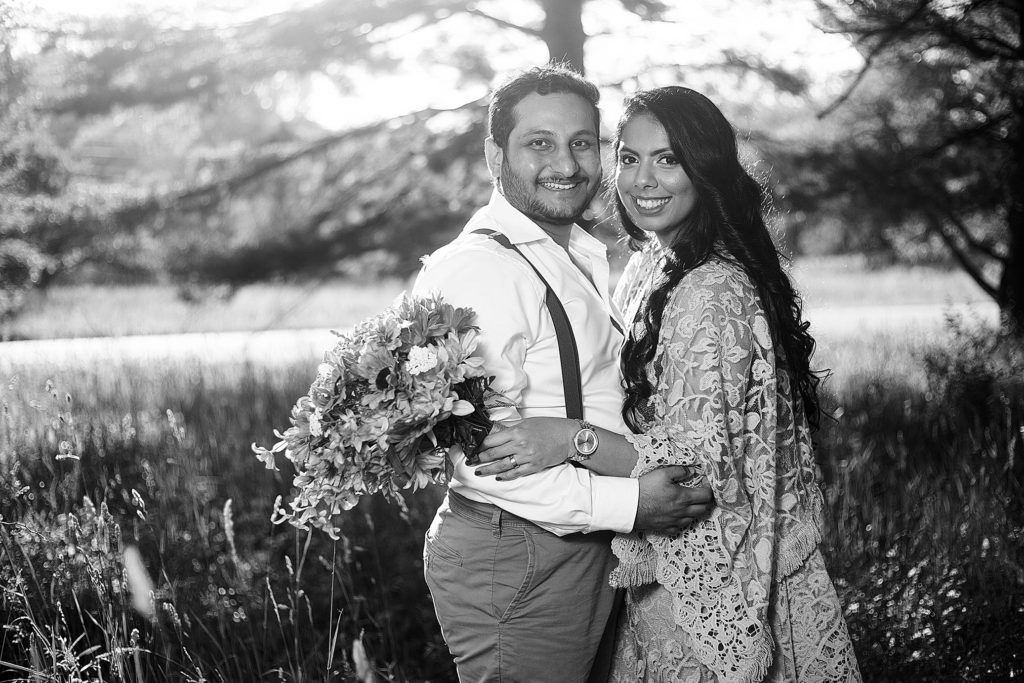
2,323,1022,680
1,358,450,681
812,319,1023,680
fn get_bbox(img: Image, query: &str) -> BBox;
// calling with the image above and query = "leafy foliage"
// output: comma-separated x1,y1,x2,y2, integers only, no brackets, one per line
784,0,1023,327
1,0,816,311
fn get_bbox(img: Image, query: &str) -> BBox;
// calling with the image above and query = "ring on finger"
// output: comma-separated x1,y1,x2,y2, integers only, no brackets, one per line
508,455,518,468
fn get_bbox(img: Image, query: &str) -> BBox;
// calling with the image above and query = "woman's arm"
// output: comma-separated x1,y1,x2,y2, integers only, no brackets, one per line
471,417,641,478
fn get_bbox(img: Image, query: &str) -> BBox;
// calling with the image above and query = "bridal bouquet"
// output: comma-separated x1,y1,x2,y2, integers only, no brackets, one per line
253,293,493,537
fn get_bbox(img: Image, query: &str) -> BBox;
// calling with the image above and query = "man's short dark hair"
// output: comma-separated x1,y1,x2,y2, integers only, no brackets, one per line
488,64,601,149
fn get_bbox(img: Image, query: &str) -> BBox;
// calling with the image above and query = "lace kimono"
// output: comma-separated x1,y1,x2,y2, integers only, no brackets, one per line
609,247,861,683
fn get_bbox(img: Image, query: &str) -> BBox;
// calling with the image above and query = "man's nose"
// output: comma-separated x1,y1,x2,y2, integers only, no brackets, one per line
550,144,580,176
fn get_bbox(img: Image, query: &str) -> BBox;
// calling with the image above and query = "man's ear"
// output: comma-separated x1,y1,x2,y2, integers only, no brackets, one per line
484,137,503,182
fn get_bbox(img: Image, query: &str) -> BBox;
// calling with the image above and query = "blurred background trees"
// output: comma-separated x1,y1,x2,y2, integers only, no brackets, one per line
1,0,1020,328
786,0,1022,330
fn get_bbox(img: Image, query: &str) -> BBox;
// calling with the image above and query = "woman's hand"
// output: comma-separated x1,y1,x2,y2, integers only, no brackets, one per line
471,417,577,481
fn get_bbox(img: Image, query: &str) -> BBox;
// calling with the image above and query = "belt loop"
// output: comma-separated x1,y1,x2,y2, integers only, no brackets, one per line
491,507,502,538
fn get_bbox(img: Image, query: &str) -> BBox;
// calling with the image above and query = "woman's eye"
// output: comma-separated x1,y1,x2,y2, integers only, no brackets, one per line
619,154,637,165
659,155,679,165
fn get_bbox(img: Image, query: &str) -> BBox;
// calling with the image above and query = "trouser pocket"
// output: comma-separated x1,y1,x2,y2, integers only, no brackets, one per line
424,531,464,570
490,527,536,623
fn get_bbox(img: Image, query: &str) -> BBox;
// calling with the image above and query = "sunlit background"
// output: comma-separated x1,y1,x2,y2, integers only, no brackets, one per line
1,1,1020,680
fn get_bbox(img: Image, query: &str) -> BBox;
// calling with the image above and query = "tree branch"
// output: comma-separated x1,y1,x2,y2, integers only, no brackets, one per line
465,8,543,38
816,56,875,119
945,208,1007,262
117,96,487,222
928,15,1020,62
926,209,1000,298
178,97,484,205
817,0,933,119
918,174,1008,263
919,112,1012,158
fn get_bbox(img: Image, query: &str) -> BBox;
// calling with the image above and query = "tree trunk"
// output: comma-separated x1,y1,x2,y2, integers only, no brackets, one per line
997,126,1024,334
539,0,587,74
997,14,1024,335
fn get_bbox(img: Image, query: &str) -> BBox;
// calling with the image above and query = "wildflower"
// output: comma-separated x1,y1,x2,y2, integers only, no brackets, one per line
56,440,80,461
223,499,239,568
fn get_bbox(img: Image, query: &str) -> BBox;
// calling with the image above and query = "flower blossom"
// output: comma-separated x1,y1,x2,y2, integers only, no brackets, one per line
406,345,439,375
309,410,323,437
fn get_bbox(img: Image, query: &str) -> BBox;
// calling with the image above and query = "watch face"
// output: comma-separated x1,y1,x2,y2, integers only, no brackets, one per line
574,428,598,456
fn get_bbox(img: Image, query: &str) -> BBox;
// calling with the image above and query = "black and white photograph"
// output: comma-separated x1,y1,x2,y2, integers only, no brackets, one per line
0,0,1020,680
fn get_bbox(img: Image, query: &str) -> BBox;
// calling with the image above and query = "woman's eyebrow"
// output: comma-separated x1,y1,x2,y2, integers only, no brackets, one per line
617,143,672,155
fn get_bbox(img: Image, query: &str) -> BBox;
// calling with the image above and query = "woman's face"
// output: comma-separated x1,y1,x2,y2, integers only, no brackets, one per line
615,113,698,247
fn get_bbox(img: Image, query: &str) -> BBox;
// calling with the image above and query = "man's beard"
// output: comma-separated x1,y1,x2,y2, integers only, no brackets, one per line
500,159,597,226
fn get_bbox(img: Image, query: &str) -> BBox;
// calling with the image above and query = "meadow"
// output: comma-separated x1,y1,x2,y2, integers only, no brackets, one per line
1,258,1021,681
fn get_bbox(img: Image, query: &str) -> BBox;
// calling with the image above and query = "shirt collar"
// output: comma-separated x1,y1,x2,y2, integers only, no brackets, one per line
466,190,605,255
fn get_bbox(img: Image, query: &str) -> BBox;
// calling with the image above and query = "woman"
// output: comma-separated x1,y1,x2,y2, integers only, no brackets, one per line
474,86,861,681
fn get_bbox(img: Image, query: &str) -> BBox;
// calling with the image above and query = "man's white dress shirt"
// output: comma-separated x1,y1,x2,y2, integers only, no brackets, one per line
412,190,639,536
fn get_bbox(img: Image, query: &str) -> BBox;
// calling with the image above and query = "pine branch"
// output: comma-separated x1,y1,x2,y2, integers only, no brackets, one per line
817,0,933,119
927,13,1020,61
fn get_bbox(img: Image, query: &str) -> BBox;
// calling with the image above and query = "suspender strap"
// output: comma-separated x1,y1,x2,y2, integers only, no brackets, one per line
472,229,584,420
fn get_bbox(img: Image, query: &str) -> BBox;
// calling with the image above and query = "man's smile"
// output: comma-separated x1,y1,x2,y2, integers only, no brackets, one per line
539,178,585,192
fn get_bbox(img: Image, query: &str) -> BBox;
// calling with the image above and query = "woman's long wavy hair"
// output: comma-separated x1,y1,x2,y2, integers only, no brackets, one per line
615,86,824,433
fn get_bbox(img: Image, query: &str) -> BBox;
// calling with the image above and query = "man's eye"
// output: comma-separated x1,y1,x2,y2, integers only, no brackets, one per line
528,139,551,150
571,139,592,150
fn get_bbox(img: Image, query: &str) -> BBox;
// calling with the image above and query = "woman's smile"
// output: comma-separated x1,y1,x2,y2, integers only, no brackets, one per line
630,195,671,214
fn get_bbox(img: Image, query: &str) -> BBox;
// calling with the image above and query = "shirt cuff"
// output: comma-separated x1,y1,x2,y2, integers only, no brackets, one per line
586,475,639,534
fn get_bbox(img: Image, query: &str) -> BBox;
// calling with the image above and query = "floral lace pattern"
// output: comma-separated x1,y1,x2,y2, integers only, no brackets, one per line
609,249,861,682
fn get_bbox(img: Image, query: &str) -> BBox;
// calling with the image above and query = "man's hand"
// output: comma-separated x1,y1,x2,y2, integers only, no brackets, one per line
635,466,714,535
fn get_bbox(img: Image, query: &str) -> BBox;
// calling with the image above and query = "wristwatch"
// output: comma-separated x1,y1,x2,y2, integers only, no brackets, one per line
569,420,599,462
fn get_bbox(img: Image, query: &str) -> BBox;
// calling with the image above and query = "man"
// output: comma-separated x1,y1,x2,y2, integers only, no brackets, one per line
412,65,712,682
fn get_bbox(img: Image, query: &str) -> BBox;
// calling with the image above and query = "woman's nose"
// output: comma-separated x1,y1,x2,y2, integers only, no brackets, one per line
633,163,655,189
